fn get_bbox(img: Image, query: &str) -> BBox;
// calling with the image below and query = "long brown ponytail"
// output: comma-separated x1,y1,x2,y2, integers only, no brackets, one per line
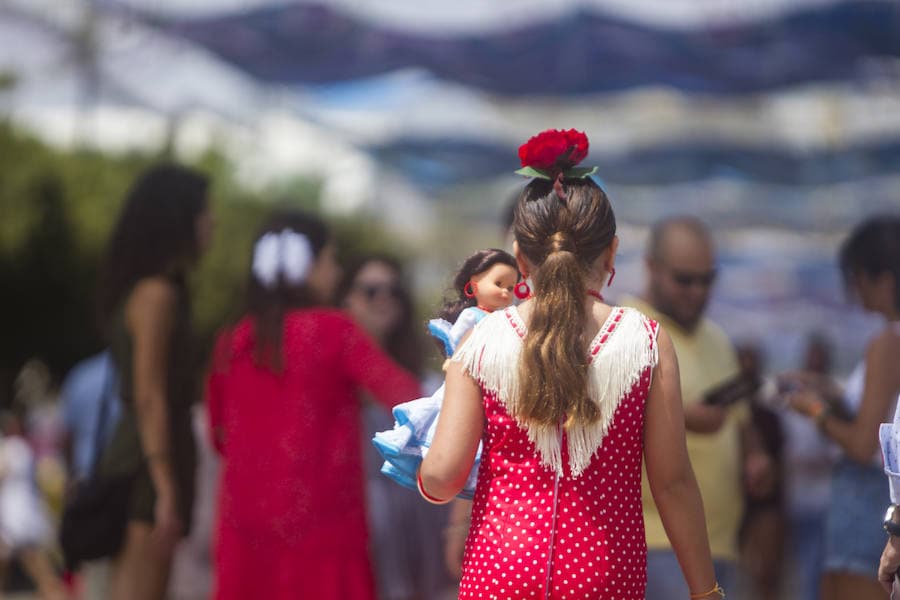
513,177,616,428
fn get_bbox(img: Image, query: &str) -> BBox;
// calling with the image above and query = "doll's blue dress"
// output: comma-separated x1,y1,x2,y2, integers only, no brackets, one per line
372,307,488,499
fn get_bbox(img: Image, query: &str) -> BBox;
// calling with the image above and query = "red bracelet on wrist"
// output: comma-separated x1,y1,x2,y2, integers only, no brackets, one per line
416,468,452,505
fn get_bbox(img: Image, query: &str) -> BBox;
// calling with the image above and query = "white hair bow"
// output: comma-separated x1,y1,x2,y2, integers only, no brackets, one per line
251,229,314,289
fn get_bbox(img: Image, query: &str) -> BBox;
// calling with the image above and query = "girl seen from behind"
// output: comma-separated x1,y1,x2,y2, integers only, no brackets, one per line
419,129,721,599
206,212,422,600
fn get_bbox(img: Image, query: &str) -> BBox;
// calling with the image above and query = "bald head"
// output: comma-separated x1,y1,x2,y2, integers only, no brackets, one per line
648,217,714,262
645,217,718,331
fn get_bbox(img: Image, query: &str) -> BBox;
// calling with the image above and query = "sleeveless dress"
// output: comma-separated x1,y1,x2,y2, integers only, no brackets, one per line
453,306,659,600
98,277,198,531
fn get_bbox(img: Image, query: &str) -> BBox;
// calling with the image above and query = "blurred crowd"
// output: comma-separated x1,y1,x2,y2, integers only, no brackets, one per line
0,163,896,600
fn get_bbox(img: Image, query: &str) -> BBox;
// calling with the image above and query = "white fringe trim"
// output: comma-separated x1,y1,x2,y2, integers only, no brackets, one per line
452,306,659,477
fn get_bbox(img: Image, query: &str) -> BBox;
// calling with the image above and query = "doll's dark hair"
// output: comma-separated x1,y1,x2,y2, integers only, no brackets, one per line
439,248,518,323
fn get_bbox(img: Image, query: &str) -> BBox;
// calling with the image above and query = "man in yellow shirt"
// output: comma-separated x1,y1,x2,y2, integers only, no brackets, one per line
621,217,772,599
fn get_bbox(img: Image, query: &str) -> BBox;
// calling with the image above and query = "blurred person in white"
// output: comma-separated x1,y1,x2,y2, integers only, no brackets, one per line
340,255,453,600
16,361,67,519
777,334,839,600
0,409,66,600
789,215,900,600
620,216,775,599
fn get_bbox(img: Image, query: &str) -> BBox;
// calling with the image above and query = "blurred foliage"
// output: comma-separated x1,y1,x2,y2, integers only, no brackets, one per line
0,122,402,404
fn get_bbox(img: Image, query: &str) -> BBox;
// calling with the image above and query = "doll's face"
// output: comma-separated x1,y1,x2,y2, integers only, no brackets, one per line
472,263,517,311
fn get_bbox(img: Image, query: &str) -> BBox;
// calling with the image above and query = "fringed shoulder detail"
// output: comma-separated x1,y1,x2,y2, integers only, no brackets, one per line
566,307,659,475
451,308,524,404
451,306,660,477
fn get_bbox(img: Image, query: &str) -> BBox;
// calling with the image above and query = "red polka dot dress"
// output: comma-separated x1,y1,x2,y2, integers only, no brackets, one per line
452,306,659,600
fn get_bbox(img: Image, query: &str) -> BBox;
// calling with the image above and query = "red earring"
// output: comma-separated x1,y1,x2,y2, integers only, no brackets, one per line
514,280,532,300
607,267,616,287
464,281,477,298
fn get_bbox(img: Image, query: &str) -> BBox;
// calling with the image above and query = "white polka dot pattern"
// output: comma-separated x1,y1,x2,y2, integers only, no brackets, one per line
457,317,659,600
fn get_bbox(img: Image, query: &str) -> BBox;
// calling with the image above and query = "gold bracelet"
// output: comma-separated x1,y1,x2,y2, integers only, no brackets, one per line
689,582,725,599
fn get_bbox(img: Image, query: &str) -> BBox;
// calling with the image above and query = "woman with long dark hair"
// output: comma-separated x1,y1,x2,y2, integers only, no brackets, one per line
206,212,421,600
96,164,213,600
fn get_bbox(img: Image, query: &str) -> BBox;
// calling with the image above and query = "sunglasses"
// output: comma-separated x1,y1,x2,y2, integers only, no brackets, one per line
670,269,718,288
353,282,404,301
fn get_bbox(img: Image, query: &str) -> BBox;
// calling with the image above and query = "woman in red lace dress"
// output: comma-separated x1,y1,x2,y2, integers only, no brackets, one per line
420,129,721,599
206,211,421,600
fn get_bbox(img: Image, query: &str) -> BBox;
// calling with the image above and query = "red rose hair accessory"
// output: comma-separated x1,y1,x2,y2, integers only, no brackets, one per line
515,129,598,200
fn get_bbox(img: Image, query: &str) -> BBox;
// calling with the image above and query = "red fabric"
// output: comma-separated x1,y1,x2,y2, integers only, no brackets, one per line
458,318,657,600
206,308,421,600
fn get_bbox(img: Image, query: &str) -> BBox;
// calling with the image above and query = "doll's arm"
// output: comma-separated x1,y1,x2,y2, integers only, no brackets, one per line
448,308,481,351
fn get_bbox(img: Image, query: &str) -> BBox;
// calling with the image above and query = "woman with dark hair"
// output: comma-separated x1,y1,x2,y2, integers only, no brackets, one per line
790,215,900,600
206,212,421,600
96,164,213,600
339,254,452,600
419,129,719,599
339,254,423,376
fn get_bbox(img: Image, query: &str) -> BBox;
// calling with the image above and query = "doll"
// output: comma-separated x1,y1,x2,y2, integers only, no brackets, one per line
373,249,519,499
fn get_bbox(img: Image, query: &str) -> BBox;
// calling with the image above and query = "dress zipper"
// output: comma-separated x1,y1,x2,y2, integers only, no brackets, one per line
542,425,563,600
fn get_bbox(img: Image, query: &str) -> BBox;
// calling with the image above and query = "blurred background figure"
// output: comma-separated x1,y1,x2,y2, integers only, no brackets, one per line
16,362,66,523
95,164,213,600
789,215,900,600
734,344,785,600
0,409,65,600
622,216,774,599
340,254,454,600
0,364,67,600
778,333,839,600
206,212,421,600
